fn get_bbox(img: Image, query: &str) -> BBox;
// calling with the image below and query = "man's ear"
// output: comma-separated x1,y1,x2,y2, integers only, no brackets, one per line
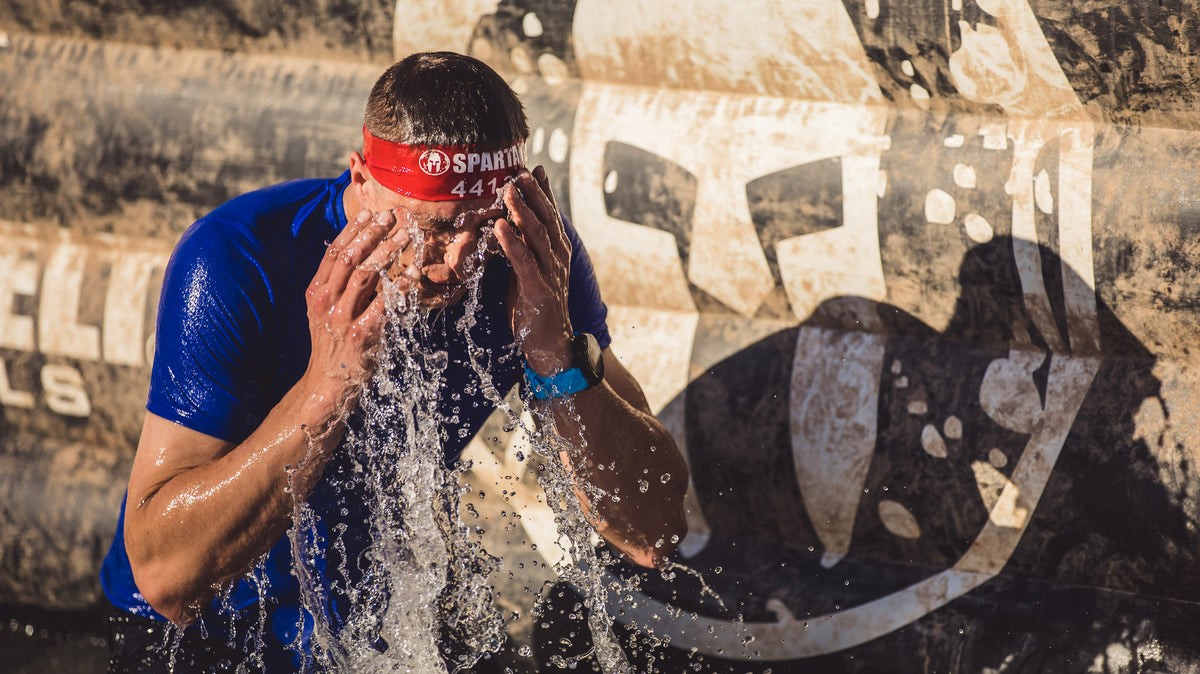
348,151,369,186
346,151,372,213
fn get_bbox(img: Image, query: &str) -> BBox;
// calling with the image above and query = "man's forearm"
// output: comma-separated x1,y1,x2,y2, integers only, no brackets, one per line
539,381,689,567
125,378,348,623
124,207,398,624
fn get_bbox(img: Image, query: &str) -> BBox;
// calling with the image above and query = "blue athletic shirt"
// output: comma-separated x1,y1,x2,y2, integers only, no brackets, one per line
99,170,610,666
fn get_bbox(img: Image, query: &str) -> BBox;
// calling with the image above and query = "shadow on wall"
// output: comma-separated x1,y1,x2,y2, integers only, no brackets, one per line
537,236,1198,673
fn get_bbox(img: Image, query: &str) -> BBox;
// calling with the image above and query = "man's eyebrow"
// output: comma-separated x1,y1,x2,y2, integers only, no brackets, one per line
418,216,458,231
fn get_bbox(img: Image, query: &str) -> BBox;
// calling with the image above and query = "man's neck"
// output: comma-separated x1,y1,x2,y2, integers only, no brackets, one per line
342,182,361,226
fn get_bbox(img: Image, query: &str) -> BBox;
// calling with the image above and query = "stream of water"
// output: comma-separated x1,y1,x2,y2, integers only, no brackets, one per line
276,205,642,673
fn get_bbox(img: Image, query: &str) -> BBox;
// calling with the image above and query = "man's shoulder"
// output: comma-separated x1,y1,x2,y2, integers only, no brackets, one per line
174,174,347,270
207,175,342,233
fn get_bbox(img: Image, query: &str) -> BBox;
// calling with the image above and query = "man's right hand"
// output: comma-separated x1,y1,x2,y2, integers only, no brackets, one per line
126,208,411,624
302,209,412,398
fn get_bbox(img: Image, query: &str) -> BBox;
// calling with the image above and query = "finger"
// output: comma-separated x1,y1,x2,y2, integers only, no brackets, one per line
494,218,540,286
513,169,566,264
442,201,502,277
310,209,373,290
514,168,558,230
360,218,411,273
352,290,388,345
532,165,558,210
482,221,503,258
326,212,394,294
518,168,564,256
503,181,554,272
348,226,414,314
444,227,482,280
533,165,569,254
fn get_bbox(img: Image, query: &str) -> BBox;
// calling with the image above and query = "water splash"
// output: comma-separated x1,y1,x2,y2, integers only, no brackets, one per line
448,208,635,673
256,200,693,673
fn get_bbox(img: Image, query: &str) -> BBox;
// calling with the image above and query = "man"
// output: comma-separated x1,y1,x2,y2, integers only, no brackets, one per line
99,51,688,671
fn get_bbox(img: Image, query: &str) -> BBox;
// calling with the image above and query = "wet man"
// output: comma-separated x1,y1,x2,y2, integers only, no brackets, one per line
99,51,688,672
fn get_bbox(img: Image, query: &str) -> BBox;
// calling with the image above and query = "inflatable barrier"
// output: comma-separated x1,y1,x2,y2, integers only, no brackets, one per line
4,0,1200,670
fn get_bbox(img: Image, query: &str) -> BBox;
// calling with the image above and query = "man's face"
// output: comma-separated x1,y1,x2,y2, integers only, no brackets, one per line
370,183,504,309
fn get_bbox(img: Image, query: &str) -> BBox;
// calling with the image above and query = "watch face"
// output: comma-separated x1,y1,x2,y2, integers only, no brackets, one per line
576,332,604,383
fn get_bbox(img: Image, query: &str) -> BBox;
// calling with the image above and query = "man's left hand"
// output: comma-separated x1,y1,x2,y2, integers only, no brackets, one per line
494,166,574,375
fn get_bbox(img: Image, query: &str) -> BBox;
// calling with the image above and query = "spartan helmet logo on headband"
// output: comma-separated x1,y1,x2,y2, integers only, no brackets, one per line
418,149,452,176
362,125,527,201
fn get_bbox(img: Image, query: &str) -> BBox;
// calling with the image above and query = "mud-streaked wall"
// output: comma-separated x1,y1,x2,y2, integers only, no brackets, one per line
4,1,1200,670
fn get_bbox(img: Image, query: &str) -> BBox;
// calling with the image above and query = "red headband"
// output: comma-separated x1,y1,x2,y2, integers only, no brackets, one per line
361,125,526,201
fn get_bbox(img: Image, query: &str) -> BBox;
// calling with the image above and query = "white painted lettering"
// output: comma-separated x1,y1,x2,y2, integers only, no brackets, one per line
0,222,172,367
0,357,35,408
0,250,37,351
453,153,467,173
39,244,101,361
467,153,481,172
104,252,164,366
479,152,494,172
41,363,91,417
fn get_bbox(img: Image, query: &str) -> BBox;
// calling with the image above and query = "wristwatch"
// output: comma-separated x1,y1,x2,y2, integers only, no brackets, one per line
523,332,605,400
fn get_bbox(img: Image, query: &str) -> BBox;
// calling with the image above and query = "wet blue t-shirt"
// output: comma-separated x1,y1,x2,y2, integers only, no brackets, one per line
99,171,610,666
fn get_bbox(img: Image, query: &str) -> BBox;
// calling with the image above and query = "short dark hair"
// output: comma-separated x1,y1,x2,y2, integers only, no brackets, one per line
364,52,528,149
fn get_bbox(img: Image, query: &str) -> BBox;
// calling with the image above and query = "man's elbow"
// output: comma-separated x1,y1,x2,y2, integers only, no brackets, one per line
657,452,690,551
132,564,203,625
146,590,200,625
621,491,689,569
127,542,207,625
654,493,690,563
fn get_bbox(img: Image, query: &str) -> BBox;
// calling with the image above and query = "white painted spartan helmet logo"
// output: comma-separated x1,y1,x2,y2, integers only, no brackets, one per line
419,149,451,176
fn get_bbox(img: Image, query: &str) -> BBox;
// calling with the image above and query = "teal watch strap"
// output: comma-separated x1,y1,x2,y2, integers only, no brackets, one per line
523,362,592,400
522,332,604,400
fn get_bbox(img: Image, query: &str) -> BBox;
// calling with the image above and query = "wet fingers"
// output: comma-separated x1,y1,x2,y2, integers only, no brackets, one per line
532,166,569,254
502,182,554,272
309,209,373,292
326,211,395,295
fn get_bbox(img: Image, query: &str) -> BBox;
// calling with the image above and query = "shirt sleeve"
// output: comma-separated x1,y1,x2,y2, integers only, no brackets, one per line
563,216,612,350
146,219,275,443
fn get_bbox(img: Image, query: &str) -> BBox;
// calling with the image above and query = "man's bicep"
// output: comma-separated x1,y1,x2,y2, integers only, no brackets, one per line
126,411,235,510
148,221,273,440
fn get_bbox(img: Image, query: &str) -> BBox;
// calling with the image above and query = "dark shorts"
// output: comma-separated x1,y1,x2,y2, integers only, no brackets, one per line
105,604,513,674
105,606,259,673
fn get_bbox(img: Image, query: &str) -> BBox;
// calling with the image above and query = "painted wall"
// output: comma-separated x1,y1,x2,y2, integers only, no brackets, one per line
3,0,1200,670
